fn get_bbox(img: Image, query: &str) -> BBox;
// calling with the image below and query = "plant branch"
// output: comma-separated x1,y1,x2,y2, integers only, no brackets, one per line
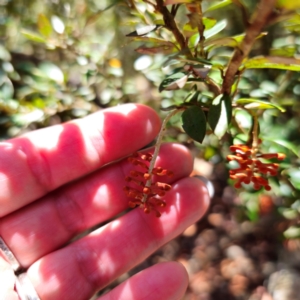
222,0,277,96
142,107,185,203
251,113,259,155
154,0,193,57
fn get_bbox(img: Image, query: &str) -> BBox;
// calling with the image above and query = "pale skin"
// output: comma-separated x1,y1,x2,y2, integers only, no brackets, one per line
0,104,210,300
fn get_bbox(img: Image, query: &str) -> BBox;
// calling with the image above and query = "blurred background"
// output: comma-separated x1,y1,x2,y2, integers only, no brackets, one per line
1,0,300,299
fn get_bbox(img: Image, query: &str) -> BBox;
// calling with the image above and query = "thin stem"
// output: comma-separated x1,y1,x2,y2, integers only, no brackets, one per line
251,114,259,156
142,107,185,203
172,4,180,17
195,3,205,57
155,0,193,57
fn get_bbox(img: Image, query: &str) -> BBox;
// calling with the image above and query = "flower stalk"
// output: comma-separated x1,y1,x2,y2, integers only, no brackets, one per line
124,108,184,216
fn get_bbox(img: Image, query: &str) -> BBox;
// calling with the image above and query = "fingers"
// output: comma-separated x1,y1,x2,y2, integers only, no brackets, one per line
0,256,18,300
0,104,160,217
0,143,193,267
26,176,210,300
98,262,188,300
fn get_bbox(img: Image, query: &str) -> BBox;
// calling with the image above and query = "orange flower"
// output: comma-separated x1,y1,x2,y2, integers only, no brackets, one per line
124,152,173,217
227,144,285,191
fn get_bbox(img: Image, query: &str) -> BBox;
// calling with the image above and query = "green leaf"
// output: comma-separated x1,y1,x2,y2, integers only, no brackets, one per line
204,0,232,13
205,32,267,50
129,36,174,45
208,94,232,139
204,20,227,39
126,25,158,37
235,98,286,112
159,72,188,92
161,105,182,111
287,169,300,190
0,44,11,61
177,56,212,66
130,37,177,54
183,23,199,38
205,37,238,50
276,0,300,10
189,19,227,48
283,14,300,33
270,46,296,57
12,109,44,126
203,17,217,30
0,78,14,100
183,17,217,38
135,44,176,55
264,139,300,157
38,14,52,37
284,226,300,239
279,208,298,220
242,56,300,71
38,62,64,84
185,90,201,104
182,106,206,143
21,29,46,43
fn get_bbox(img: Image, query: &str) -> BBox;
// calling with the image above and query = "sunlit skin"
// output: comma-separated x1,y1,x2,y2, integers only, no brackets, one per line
0,104,210,300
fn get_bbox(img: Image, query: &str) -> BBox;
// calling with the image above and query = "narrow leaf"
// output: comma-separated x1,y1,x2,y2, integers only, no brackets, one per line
283,14,300,33
276,0,300,10
129,37,173,44
242,56,300,71
205,32,267,50
270,46,296,57
159,73,188,92
235,98,286,112
182,106,206,143
204,0,232,13
284,226,300,239
203,17,217,30
264,138,300,157
208,94,222,131
183,17,217,38
21,29,46,43
126,25,158,37
190,20,227,47
204,20,227,39
177,56,212,65
135,44,176,55
38,14,52,37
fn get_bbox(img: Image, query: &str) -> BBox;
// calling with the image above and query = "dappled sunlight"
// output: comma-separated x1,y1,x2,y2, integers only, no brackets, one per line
108,103,138,116
90,184,111,210
0,103,160,217
0,171,11,205
23,175,208,300
147,177,210,243
0,155,132,267
29,259,61,294
157,192,181,235
0,140,197,270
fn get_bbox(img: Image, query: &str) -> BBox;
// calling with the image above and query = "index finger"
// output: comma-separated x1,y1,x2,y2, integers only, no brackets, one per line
0,104,160,217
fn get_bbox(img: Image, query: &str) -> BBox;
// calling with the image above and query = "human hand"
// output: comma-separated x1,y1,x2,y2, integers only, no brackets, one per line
0,104,210,300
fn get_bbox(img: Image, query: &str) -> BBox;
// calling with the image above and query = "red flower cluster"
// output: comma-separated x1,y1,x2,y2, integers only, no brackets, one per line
123,152,174,217
227,144,285,191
